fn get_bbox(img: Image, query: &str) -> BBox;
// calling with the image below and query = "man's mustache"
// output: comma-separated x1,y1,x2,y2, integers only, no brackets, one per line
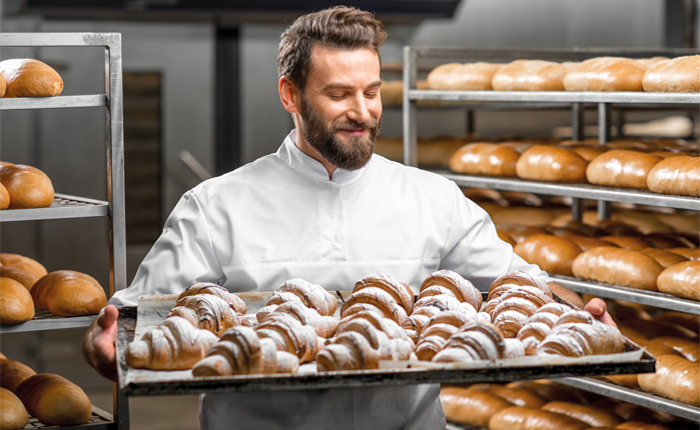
333,118,380,131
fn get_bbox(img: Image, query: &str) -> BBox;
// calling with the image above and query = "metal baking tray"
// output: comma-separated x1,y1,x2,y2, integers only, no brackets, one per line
0,308,98,334
116,292,655,396
23,405,113,429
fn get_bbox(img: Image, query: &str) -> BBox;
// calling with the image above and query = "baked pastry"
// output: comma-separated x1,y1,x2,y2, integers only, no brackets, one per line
0,164,54,208
505,380,588,404
414,311,473,360
255,313,322,363
599,236,653,251
402,294,476,343
641,248,688,269
258,278,337,320
643,233,695,249
490,207,555,227
517,302,573,354
15,373,91,426
432,320,506,362
0,182,9,210
537,310,626,357
0,266,39,291
258,301,337,338
501,225,550,244
656,261,700,300
491,60,566,91
486,286,555,338
449,143,521,177
0,59,63,97
126,316,218,370
646,156,700,197
177,282,247,315
668,248,700,260
586,150,663,189
0,253,47,278
167,294,250,337
516,145,588,183
652,311,700,334
419,269,482,310
541,401,621,428
340,273,414,325
0,359,36,392
572,247,663,291
563,57,647,92
0,277,35,323
31,270,107,316
192,326,299,376
514,235,582,276
467,383,547,408
652,336,699,362
440,387,513,428
489,406,589,430
0,387,28,430
0,71,5,97
487,271,552,302
638,354,700,406
427,62,503,90
642,55,700,92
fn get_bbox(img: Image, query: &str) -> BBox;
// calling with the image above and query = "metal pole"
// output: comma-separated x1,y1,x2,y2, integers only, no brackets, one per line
403,46,418,167
571,102,584,141
465,110,475,136
571,198,583,222
597,102,612,220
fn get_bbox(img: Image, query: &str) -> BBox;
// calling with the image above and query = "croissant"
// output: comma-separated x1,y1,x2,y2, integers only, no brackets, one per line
537,310,626,357
167,294,249,337
337,309,411,342
415,311,473,361
402,294,477,342
487,271,553,302
432,320,506,363
517,303,573,354
485,287,554,338
192,326,299,376
126,316,218,370
255,313,322,363
419,269,482,310
339,273,414,325
177,282,247,314
258,301,338,338
260,279,337,318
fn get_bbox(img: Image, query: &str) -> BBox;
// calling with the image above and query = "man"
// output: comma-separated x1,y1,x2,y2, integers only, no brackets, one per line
83,6,614,429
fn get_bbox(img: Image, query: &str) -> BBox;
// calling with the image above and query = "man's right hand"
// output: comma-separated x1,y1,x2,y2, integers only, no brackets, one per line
82,304,119,382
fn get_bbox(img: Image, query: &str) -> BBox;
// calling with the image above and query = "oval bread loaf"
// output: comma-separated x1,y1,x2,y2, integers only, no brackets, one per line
466,383,547,408
598,236,652,251
646,156,700,197
514,235,582,276
0,359,36,392
449,143,520,176
490,208,554,227
563,57,647,92
572,247,663,291
0,387,29,430
637,354,700,406
0,164,54,209
0,253,47,278
31,270,107,316
427,62,502,90
15,373,92,426
642,55,700,92
0,277,35,323
491,60,565,91
656,261,700,300
0,266,39,291
516,145,588,182
489,406,589,430
541,401,622,428
586,150,663,189
652,312,700,334
0,59,63,97
641,248,689,269
440,387,513,428
0,182,9,210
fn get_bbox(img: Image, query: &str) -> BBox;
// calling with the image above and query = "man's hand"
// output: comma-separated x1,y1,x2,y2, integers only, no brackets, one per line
82,304,119,382
584,298,618,328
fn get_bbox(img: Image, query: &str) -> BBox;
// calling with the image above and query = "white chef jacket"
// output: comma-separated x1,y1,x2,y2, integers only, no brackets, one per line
111,129,545,430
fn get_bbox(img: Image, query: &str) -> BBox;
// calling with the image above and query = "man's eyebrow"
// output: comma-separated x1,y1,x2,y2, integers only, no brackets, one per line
321,81,383,91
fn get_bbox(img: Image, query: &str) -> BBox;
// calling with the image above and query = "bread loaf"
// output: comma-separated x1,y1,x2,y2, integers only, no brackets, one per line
638,354,700,406
467,383,547,408
541,401,622,428
655,212,700,232
489,406,589,430
565,145,609,162
646,156,700,197
563,57,647,92
641,248,689,268
498,230,517,246
657,261,700,300
586,150,663,189
514,235,582,276
15,373,91,426
652,336,699,362
427,62,502,90
505,380,588,404
642,55,700,92
0,59,63,97
0,253,47,278
491,60,565,91
440,387,513,428
616,422,672,430
516,145,588,182
501,225,550,244
449,143,521,176
668,248,700,260
652,312,700,334
0,387,28,430
0,182,9,210
0,72,5,97
31,270,107,316
0,266,39,291
0,277,35,323
566,235,617,251
490,208,554,227
599,236,653,251
610,212,673,235
0,359,36,392
0,164,54,209
643,233,696,249
572,247,663,290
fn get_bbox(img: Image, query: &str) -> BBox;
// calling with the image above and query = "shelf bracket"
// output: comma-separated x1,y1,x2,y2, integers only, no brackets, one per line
403,46,418,167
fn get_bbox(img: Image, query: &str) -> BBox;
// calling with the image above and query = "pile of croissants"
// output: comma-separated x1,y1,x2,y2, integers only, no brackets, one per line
125,270,630,378
0,352,92,429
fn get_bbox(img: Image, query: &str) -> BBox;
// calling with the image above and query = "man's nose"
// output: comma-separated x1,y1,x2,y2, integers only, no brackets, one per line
346,94,371,124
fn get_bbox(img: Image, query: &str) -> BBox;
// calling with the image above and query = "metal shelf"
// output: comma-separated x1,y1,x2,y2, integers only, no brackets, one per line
0,95,108,111
556,377,700,423
24,405,114,429
0,194,109,222
550,275,700,316
384,102,573,111
434,171,700,211
0,308,98,334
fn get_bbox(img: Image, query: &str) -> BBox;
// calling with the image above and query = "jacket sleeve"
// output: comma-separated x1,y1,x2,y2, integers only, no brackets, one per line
439,182,548,290
109,190,224,307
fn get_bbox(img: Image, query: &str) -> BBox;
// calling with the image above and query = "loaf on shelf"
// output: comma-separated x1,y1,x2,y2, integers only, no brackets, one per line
489,406,589,430
0,277,35,323
0,59,63,97
646,156,700,197
440,386,514,428
515,145,588,183
637,354,700,406
514,235,582,276
0,358,36,392
31,270,107,316
0,163,55,209
467,383,547,408
449,143,521,177
571,247,663,291
0,253,47,279
586,150,663,189
642,55,700,92
0,266,39,291
656,261,700,300
541,401,622,428
0,387,29,430
0,182,9,210
491,60,566,91
563,57,647,92
427,62,503,90
14,373,91,426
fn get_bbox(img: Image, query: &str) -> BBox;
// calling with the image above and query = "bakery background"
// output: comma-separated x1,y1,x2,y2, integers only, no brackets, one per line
0,1,697,429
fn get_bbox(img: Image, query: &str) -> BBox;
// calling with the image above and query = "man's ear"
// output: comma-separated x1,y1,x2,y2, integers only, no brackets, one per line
279,76,301,114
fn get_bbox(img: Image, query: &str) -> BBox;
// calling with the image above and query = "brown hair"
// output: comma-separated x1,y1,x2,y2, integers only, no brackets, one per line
278,6,387,92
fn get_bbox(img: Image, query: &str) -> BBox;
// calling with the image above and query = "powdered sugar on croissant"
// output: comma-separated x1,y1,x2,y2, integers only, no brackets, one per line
414,311,472,361
168,294,250,337
263,279,338,317
487,271,553,302
515,302,574,355
340,273,415,326
485,287,554,338
537,310,626,357
255,313,323,363
258,301,338,338
403,295,477,343
419,269,482,310
177,282,247,315
432,320,506,363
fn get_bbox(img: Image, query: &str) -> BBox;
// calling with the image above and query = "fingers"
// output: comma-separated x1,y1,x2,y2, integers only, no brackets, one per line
98,304,119,329
584,298,618,329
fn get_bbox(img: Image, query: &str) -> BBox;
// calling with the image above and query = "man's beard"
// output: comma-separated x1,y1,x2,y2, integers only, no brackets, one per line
299,97,382,171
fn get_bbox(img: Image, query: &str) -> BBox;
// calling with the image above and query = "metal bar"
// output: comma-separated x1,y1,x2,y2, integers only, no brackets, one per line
571,102,584,141
598,200,612,220
403,46,418,167
410,46,699,61
409,89,700,105
0,94,107,110
0,195,109,222
0,32,120,47
435,172,700,210
556,377,700,423
598,103,611,143
465,110,475,135
114,383,129,430
570,198,583,222
551,275,700,315
0,315,97,334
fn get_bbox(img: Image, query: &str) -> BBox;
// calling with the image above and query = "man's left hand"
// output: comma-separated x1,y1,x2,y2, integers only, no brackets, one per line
584,298,617,328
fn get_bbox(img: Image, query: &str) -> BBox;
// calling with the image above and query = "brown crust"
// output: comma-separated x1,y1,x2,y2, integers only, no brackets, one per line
0,59,63,97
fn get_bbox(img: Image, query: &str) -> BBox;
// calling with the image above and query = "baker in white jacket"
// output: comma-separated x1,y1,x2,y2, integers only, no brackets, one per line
83,6,616,430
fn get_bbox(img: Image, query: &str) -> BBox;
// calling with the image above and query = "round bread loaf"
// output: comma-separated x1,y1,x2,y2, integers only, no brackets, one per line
514,235,582,276
449,143,520,176
14,373,91,426
516,145,588,183
31,270,107,316
440,387,513,428
0,359,36,392
0,164,54,209
504,380,588,404
646,156,700,197
0,387,29,430
0,277,35,323
572,246,663,291
0,253,47,279
652,336,700,362
638,355,700,406
0,59,63,97
491,60,565,91
541,401,621,428
642,55,700,92
0,266,39,291
586,150,663,189
563,57,647,92
0,182,9,210
427,62,503,90
656,261,700,300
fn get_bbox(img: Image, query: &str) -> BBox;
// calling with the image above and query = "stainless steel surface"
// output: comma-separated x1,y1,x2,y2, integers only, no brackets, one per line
403,46,418,167
556,377,700,423
571,198,583,222
551,275,700,315
571,102,584,141
0,32,120,47
598,102,611,144
408,89,700,104
23,405,114,429
0,194,109,222
598,200,612,220
0,308,97,334
386,102,573,111
0,95,107,111
434,172,700,210
409,47,699,61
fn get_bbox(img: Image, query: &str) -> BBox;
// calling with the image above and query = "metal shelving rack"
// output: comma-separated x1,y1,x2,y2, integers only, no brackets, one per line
402,46,700,422
0,33,127,430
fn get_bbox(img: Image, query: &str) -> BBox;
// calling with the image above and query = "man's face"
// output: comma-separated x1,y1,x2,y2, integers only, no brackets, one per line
298,45,383,171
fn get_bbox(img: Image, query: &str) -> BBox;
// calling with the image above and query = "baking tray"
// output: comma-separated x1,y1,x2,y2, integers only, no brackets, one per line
116,292,655,396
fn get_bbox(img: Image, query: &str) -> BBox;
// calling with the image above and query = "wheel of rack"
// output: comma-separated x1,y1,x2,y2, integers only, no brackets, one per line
0,33,128,430
402,46,700,422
